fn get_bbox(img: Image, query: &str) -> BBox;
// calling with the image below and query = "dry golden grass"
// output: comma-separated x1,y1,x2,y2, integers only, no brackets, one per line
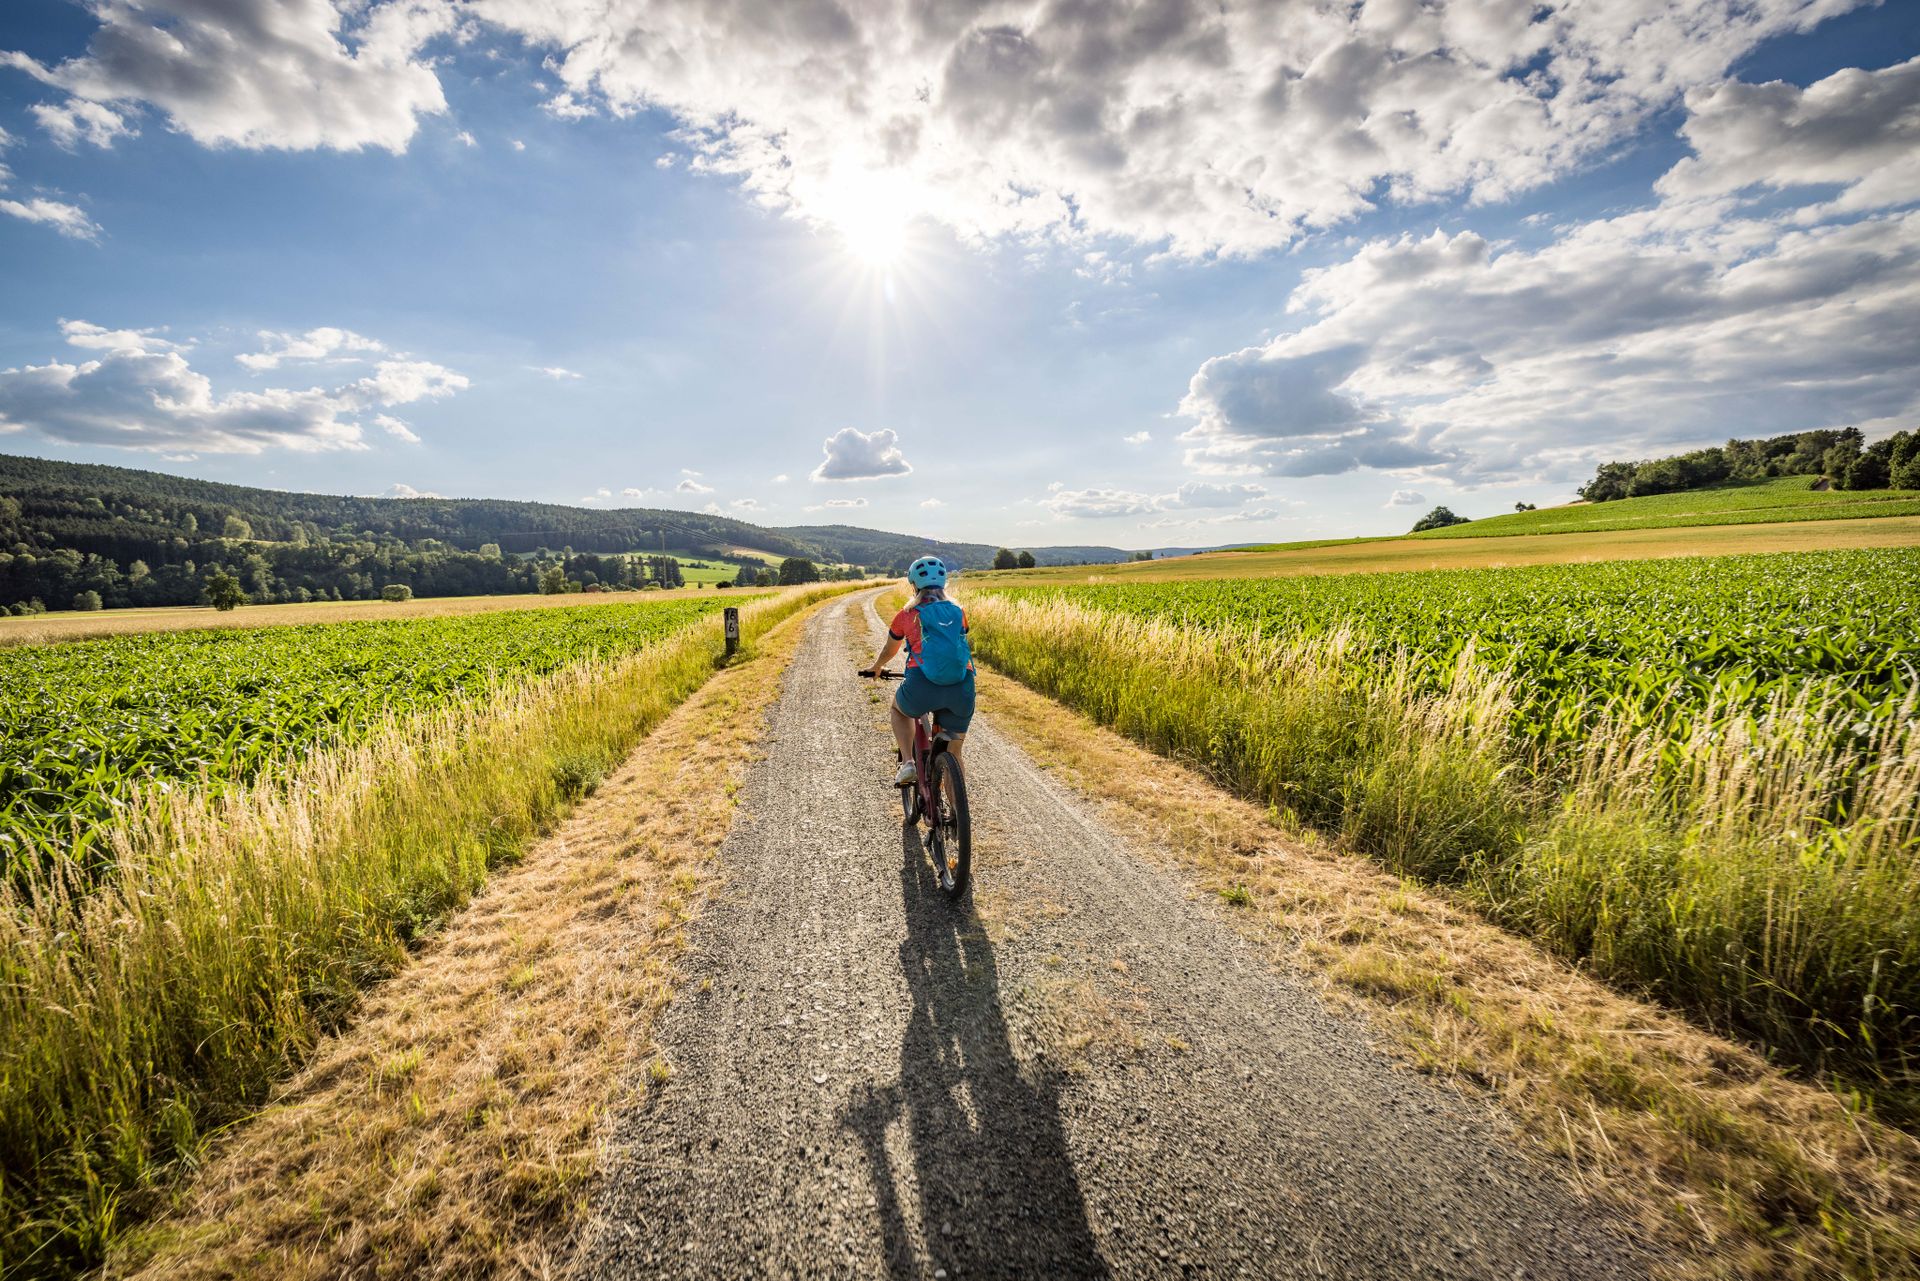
0,585,739,647
981,514,1920,586
107,593,821,1280
974,663,1920,1281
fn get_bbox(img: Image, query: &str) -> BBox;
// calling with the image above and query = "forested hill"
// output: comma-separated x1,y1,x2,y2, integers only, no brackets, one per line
0,452,1128,611
0,452,819,559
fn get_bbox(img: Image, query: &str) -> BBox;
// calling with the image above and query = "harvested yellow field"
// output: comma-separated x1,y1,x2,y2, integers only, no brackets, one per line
981,515,1920,586
0,585,738,647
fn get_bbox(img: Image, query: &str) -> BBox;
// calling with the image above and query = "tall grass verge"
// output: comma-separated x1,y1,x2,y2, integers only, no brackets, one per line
0,584,857,1278
965,593,1920,1115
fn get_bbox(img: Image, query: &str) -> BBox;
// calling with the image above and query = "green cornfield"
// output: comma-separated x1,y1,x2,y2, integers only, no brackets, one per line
0,597,731,879
967,549,1920,1113
986,548,1918,753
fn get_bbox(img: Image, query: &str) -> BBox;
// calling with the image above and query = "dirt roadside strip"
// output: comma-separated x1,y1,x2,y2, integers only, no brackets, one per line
111,589,841,1279
573,588,1656,1278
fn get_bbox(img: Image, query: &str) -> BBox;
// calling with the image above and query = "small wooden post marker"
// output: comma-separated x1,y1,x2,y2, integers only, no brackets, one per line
723,606,740,658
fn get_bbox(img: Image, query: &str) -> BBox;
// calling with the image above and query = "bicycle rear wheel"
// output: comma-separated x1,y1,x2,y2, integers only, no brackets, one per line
926,750,971,899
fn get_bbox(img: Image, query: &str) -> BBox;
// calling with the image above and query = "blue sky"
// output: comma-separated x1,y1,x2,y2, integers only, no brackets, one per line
1,0,1916,549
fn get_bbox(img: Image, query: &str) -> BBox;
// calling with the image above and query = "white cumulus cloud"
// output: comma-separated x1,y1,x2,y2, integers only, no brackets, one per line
2,0,454,152
1165,481,1268,509
9,0,1857,256
60,319,179,353
0,197,99,239
1178,57,1920,485
1386,489,1428,507
1657,56,1920,218
375,414,420,443
676,477,713,494
0,131,100,238
342,359,469,407
1042,479,1270,519
31,98,134,149
457,0,1858,257
813,427,911,481
0,318,468,455
1040,488,1160,518
238,327,385,370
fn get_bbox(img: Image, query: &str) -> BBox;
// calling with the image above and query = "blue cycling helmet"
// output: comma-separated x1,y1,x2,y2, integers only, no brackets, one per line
907,555,948,589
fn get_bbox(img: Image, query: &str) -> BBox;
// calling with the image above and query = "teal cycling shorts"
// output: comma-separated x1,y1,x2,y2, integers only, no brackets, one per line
895,667,976,735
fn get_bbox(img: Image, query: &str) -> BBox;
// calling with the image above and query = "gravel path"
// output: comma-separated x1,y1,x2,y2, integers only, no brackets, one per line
575,590,1654,1279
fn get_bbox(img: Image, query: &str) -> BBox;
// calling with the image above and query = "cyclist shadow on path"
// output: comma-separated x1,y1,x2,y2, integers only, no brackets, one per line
841,821,1110,1279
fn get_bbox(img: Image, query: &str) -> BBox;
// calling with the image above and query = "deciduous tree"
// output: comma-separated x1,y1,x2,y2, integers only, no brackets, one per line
1411,506,1469,532
203,572,248,611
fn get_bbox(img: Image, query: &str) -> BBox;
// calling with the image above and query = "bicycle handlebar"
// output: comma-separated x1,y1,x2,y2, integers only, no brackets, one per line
858,668,904,680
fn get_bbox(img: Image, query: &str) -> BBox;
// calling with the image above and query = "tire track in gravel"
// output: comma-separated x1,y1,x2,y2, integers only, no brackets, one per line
574,589,1658,1279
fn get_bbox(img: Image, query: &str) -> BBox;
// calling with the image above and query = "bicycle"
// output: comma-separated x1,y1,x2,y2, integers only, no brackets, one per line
859,668,972,898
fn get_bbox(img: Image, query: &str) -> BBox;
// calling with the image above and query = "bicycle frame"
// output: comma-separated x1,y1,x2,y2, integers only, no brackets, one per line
905,711,952,824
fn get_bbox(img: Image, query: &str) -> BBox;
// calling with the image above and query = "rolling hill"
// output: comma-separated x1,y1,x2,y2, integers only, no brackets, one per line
1410,476,1920,540
0,452,1131,611
0,453,1126,570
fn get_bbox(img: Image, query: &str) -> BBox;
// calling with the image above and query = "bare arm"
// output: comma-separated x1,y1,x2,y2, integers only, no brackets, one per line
868,633,904,676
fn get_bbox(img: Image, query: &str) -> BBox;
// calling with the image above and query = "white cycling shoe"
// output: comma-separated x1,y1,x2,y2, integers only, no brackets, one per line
893,760,918,787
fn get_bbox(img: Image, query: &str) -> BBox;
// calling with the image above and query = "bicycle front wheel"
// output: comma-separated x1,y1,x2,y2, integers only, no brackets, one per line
926,750,971,899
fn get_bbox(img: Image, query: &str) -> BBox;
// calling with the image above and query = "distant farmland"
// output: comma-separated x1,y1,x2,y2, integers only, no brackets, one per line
1413,475,1920,540
983,513,1920,585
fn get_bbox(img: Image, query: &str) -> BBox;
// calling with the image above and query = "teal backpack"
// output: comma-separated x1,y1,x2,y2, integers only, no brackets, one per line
913,599,972,686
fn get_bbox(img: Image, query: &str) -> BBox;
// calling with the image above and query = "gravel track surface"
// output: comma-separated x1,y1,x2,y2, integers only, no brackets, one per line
575,590,1654,1279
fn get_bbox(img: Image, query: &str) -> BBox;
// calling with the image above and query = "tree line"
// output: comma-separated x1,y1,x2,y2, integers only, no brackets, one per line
0,502,716,613
1578,428,1920,502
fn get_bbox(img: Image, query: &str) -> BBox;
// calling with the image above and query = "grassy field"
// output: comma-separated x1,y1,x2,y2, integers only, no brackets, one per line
0,584,859,1277
979,513,1920,586
1414,475,1920,540
966,548,1920,1117
711,544,788,565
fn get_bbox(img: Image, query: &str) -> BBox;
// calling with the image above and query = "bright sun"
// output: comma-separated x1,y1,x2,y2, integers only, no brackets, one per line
817,167,920,270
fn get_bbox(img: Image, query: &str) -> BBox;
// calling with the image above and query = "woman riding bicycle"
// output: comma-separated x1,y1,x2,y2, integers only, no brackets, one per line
866,556,974,786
